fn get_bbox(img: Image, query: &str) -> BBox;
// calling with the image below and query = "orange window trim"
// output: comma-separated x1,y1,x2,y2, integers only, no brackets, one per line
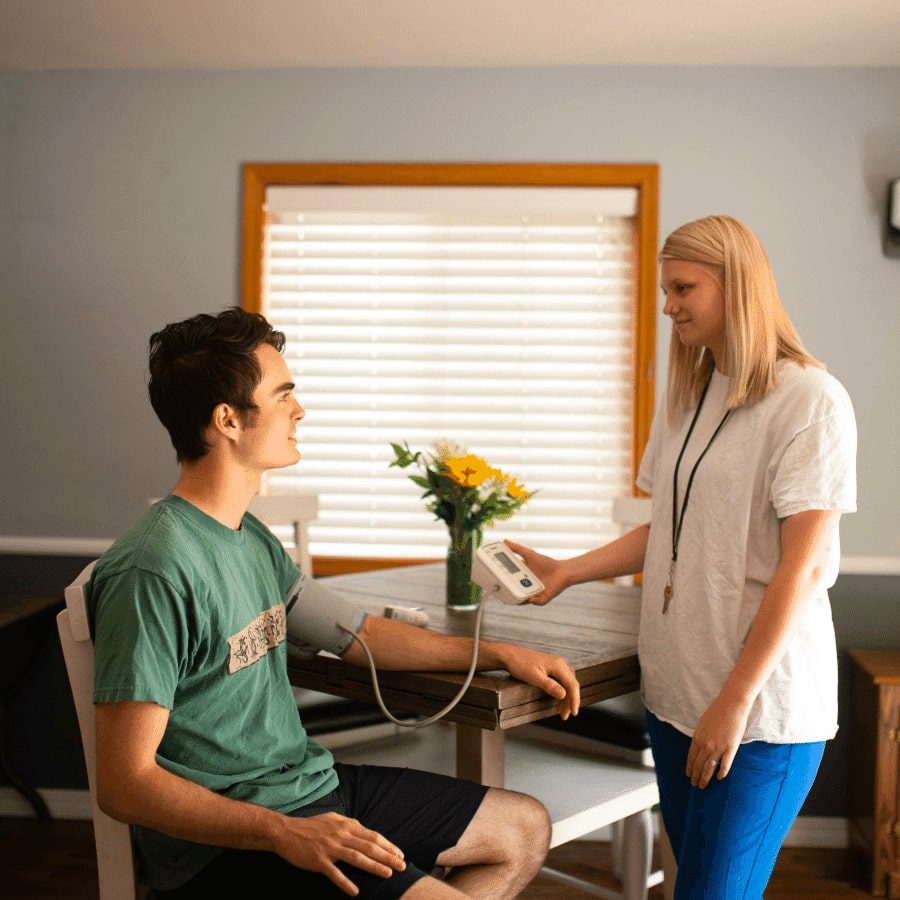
241,162,658,576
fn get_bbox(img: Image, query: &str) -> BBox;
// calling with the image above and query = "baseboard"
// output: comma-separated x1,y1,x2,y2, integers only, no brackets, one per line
575,814,848,848
0,788,93,819
781,815,848,848
0,786,852,849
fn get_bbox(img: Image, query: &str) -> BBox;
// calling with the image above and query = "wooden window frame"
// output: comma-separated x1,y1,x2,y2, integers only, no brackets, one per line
241,162,658,575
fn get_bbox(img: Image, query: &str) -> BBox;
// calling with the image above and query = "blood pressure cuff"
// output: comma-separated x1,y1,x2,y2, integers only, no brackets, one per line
284,574,368,659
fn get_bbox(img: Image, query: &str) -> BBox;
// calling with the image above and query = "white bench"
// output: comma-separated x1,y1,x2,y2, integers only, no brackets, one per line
332,725,661,899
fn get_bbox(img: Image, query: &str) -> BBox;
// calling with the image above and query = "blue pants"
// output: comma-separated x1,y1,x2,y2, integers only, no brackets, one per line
646,711,825,900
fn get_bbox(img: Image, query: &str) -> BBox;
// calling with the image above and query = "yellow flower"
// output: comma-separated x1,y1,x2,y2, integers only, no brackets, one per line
445,454,493,487
505,477,529,501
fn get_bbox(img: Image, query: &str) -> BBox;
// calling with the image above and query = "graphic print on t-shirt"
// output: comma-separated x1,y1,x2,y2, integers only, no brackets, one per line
228,603,286,673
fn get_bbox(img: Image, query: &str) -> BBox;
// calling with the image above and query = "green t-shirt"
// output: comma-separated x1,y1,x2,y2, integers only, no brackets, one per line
88,495,339,888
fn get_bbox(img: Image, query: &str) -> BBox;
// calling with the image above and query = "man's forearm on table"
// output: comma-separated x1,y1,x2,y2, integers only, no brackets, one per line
342,614,512,672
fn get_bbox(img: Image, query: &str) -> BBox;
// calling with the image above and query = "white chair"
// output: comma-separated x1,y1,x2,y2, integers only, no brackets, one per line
55,543,375,900
146,492,318,577
611,496,652,531
57,560,148,900
612,496,652,587
247,492,319,577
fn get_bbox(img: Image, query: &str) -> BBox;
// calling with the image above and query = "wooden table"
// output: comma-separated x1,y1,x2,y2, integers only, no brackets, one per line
287,563,642,788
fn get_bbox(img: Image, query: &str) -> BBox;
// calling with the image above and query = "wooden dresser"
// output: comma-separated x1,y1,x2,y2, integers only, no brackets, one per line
848,648,900,898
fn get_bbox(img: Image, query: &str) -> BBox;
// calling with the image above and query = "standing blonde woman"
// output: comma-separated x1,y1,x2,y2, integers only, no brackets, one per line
508,215,856,899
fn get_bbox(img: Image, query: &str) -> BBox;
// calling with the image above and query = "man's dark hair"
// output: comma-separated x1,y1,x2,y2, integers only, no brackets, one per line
148,309,286,462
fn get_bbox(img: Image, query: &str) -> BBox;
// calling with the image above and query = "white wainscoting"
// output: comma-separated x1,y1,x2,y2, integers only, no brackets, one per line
2,535,900,576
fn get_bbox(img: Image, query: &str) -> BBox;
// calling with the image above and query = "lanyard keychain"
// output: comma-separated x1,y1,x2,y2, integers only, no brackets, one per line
664,375,731,614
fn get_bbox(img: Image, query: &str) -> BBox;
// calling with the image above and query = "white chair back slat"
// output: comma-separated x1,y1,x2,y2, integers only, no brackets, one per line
611,496,652,587
248,493,319,576
58,563,146,899
611,496,652,531
146,495,319,576
63,560,97,642
248,493,319,524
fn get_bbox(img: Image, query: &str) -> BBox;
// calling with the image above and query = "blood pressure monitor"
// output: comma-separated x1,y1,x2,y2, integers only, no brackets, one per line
472,542,544,605
291,539,545,730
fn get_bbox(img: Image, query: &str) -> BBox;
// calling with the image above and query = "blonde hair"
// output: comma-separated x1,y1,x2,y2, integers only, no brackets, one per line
659,215,821,422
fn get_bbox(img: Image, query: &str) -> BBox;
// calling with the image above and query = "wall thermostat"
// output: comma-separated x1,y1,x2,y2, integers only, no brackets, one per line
472,542,544,605
885,179,900,258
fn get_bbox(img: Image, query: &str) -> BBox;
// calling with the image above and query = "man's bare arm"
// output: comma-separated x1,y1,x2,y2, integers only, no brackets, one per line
95,701,405,896
341,616,581,719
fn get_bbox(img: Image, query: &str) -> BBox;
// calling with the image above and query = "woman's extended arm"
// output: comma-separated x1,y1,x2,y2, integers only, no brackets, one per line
505,523,651,606
685,508,841,788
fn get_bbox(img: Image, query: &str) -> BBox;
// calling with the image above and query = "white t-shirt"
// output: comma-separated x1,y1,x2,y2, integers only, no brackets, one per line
636,361,857,743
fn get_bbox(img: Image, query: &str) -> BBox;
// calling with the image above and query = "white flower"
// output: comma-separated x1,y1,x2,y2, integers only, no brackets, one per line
477,475,503,501
432,438,467,461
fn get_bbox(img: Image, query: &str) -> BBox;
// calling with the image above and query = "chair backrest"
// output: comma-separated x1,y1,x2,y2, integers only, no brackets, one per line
611,496,652,533
611,496,652,587
58,560,146,900
146,493,318,575
248,492,319,576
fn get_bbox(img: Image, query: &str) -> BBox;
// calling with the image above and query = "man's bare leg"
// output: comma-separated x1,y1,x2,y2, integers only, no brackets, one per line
402,788,551,899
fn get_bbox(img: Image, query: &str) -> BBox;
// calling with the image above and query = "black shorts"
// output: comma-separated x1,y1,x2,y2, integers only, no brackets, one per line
152,763,488,899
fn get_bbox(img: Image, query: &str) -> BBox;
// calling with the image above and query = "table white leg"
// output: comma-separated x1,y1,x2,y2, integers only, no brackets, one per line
622,807,653,900
455,724,505,787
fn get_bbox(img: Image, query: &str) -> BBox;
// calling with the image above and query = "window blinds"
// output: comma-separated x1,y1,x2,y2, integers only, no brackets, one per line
262,185,637,559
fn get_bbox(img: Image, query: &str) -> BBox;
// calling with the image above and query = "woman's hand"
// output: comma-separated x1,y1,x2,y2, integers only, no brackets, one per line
686,692,752,789
502,541,570,605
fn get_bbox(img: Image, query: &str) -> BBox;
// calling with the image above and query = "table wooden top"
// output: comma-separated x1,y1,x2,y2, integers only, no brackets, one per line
287,563,641,730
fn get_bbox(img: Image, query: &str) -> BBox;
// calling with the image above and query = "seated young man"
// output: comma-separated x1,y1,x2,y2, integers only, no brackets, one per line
89,308,581,899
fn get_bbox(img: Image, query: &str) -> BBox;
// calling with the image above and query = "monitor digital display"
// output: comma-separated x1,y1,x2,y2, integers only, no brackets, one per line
495,551,520,574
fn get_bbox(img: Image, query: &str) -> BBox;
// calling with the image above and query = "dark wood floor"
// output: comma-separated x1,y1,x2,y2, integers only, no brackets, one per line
0,817,873,899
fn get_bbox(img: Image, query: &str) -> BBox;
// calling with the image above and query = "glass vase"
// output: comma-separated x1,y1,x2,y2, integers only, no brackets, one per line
445,530,481,610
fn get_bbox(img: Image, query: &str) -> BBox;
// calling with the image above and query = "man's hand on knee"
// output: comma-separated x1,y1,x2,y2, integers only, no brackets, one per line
272,811,406,896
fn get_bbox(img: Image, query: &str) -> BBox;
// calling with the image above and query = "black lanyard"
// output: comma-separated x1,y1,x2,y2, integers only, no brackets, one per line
663,374,731,614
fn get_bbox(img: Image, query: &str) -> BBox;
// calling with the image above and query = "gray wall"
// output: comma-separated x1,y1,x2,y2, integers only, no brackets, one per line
0,67,898,820
1,67,899,557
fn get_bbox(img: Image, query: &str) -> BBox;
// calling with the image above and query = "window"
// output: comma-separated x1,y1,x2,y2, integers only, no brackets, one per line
242,164,657,573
